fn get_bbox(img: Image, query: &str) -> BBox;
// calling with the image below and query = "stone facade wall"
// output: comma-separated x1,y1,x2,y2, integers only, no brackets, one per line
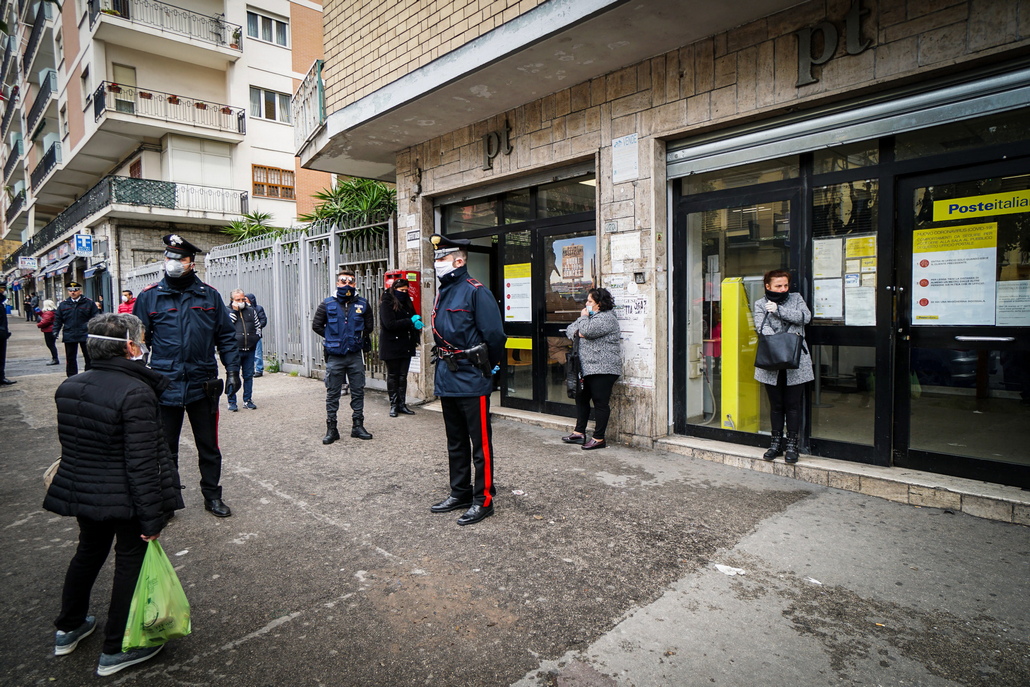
322,0,549,112
390,0,1030,443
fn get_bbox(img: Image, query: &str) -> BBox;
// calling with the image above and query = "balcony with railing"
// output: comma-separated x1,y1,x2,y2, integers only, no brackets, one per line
3,138,22,183
1,39,14,85
93,81,245,136
30,141,60,191
293,59,325,154
5,188,24,225
22,1,56,74
28,70,57,135
1,87,18,139
1,174,249,271
88,0,242,67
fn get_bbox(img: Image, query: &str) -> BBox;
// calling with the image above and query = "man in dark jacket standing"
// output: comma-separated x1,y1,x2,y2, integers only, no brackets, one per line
428,235,507,526
227,289,261,411
0,281,14,385
53,281,100,377
44,313,184,676
312,269,374,443
245,293,267,376
133,234,240,518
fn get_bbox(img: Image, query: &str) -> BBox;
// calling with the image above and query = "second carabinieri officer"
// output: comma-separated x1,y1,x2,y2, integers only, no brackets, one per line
133,234,240,518
428,234,507,526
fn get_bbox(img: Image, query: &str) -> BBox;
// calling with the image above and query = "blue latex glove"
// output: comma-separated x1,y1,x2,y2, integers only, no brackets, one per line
411,315,424,330
491,365,500,374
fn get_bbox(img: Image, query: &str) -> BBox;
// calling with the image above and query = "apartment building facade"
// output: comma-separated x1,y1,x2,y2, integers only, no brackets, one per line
295,0,1030,491
1,0,330,308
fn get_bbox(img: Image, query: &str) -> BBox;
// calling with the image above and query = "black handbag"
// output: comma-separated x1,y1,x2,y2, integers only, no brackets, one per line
754,310,805,371
565,338,583,398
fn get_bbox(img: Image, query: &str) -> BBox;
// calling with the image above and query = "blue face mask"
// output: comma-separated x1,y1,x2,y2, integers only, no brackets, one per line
337,286,355,300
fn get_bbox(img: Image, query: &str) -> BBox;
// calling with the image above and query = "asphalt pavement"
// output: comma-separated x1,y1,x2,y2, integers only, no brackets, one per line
1,317,1028,686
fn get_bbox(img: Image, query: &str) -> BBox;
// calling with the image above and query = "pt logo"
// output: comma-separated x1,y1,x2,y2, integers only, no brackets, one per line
482,121,513,170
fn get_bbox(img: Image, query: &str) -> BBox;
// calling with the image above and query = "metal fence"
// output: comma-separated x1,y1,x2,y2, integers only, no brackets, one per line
124,216,396,382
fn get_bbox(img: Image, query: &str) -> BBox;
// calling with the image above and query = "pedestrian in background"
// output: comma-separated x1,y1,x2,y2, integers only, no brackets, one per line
37,299,61,366
562,288,622,450
133,234,240,518
27,292,39,322
117,289,136,314
53,282,100,377
428,234,506,526
753,269,813,464
227,289,261,411
43,313,184,676
0,281,13,385
245,293,267,377
379,277,420,417
312,269,374,443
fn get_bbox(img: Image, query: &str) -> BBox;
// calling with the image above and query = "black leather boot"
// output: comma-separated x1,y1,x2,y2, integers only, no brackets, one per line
763,432,783,461
387,375,399,417
396,377,415,415
351,417,373,440
784,432,800,464
322,419,340,445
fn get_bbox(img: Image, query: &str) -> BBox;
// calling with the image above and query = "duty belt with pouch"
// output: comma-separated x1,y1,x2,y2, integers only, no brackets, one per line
433,343,493,378
203,378,224,414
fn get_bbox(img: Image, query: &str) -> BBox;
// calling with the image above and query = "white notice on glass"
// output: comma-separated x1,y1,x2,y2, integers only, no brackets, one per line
612,133,639,184
813,238,843,278
814,278,844,319
845,287,876,326
997,280,1030,326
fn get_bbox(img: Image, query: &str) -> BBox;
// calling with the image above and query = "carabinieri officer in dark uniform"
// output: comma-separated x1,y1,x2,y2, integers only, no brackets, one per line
428,234,507,526
133,234,240,518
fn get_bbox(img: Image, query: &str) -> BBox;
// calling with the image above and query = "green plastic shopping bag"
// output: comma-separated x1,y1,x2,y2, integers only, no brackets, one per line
123,540,191,651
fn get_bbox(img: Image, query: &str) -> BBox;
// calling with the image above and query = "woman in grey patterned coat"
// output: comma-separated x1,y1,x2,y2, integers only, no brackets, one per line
563,288,622,450
753,269,814,464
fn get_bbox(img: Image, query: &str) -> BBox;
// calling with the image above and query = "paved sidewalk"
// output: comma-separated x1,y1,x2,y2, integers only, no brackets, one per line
1,317,1028,686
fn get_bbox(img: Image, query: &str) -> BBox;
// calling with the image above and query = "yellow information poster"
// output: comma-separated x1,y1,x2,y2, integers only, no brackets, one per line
932,189,1030,222
912,223,997,325
503,263,532,322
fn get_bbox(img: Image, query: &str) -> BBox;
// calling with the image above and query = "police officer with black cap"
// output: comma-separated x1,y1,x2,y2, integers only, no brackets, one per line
0,280,14,385
428,234,507,526
53,281,100,377
133,234,240,517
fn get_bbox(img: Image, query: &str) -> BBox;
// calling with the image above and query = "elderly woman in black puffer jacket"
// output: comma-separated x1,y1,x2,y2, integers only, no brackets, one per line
43,313,184,676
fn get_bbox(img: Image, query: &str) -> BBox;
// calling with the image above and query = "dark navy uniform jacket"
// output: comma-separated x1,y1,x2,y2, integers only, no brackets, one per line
431,265,506,398
133,274,240,407
312,294,373,355
53,297,100,343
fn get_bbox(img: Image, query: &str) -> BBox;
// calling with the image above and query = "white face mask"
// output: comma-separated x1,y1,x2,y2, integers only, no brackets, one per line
121,295,129,302
232,300,247,309
165,259,189,278
435,259,458,279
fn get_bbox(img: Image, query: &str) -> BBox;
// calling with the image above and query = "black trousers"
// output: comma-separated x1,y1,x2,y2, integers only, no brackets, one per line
44,332,59,361
161,397,223,501
56,517,146,654
764,371,805,435
440,395,497,507
0,333,7,379
574,373,619,440
64,341,91,377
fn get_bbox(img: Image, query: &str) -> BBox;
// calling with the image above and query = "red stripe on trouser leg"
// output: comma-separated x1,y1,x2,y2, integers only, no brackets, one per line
479,395,492,507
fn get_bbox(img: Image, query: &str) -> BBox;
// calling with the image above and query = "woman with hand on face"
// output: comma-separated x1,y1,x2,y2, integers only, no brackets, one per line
752,269,814,464
379,277,421,417
37,299,61,366
562,288,622,450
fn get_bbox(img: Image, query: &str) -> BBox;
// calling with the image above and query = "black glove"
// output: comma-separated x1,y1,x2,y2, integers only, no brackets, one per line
226,370,241,397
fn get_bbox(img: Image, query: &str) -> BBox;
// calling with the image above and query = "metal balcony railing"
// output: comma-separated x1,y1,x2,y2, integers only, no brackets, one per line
22,1,54,74
4,188,24,225
1,40,14,85
1,175,250,271
293,59,325,152
3,138,22,182
93,82,246,134
30,141,60,191
1,88,18,140
88,0,243,52
27,70,57,134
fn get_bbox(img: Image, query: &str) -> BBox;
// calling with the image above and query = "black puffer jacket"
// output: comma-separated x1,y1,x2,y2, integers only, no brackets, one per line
43,357,184,536
379,289,419,360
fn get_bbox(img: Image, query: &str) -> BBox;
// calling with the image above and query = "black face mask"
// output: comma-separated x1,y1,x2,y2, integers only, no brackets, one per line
765,289,790,304
394,290,410,302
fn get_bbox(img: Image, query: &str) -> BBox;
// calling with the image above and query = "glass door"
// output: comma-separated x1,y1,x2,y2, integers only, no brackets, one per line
895,161,1030,487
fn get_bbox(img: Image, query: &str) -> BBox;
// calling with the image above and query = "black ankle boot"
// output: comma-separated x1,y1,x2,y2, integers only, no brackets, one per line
763,432,783,461
784,432,800,464
322,419,340,445
396,378,415,415
351,417,373,440
387,375,399,417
